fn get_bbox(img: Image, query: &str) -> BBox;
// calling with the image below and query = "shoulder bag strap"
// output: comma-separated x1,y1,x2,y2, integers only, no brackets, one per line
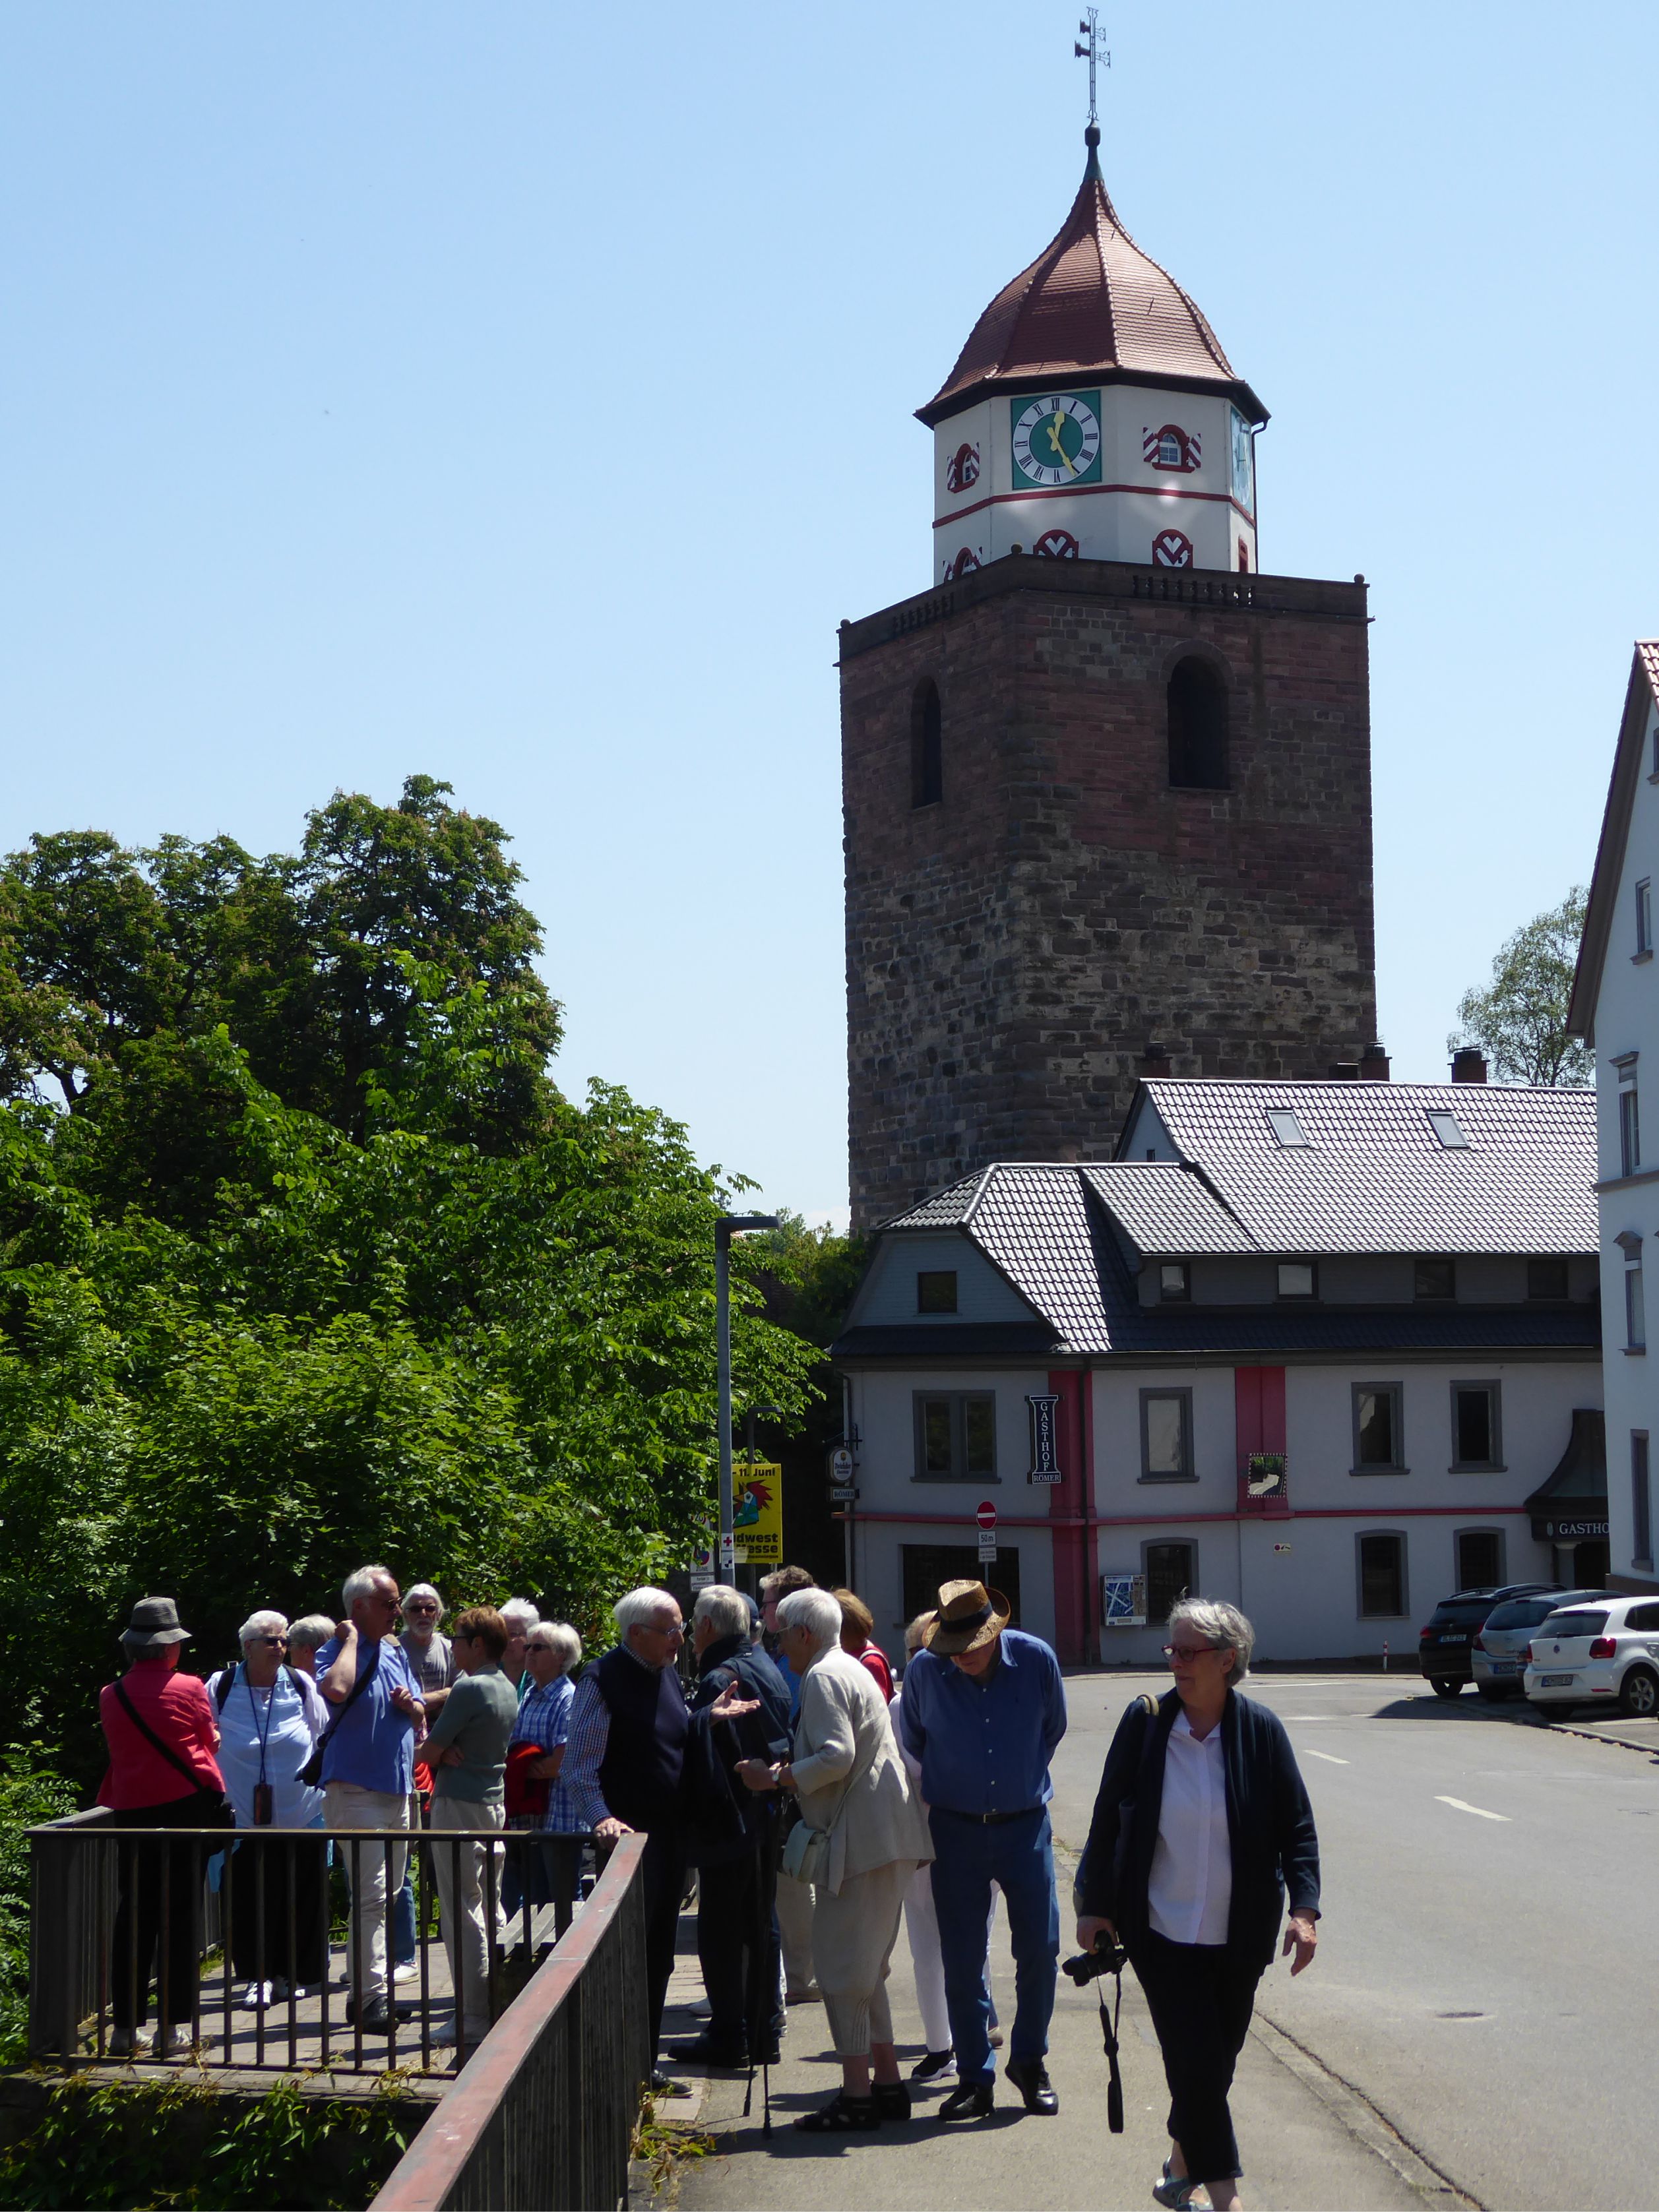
315,1637,381,1752
113,1679,207,1794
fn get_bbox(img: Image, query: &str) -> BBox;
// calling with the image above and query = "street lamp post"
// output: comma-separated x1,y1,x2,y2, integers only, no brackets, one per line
716,1213,779,1581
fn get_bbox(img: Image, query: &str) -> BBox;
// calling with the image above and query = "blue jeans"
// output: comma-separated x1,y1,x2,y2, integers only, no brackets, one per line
392,1866,416,1967
928,1804,1059,2087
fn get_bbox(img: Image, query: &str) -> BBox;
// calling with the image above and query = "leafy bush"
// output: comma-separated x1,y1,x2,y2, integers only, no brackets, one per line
0,2072,420,2210
0,1746,75,2060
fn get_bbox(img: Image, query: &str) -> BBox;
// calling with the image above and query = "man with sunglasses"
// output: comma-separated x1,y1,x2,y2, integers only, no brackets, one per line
317,1564,426,2030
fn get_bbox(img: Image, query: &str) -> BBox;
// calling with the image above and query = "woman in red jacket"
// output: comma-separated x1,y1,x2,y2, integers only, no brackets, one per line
98,1597,227,2057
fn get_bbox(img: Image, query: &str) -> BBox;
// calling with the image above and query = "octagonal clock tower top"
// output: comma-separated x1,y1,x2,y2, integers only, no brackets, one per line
925,127,1268,584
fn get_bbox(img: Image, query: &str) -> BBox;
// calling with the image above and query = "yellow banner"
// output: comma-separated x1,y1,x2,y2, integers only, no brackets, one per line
734,1461,784,1566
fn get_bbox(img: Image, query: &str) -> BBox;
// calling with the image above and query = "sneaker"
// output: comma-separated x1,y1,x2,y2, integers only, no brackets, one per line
108,2027,150,2058
431,2018,488,2048
393,1961,420,1984
269,1977,292,2003
155,2025,193,2058
239,1981,276,2010
910,2046,955,2081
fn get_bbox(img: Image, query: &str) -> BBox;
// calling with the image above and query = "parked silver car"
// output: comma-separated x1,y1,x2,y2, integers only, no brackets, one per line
1472,1590,1604,1700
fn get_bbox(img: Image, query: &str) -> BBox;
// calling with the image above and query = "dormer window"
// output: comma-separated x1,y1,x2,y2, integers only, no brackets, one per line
1277,1262,1316,1300
1427,1110,1470,1150
1414,1256,1456,1301
1159,1262,1191,1303
1266,1109,1309,1148
917,1270,958,1314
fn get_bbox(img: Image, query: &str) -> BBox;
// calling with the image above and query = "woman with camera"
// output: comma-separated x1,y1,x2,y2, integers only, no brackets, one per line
1076,1600,1320,2212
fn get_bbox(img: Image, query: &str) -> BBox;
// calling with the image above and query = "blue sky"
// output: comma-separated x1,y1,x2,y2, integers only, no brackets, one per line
3,2,1652,1227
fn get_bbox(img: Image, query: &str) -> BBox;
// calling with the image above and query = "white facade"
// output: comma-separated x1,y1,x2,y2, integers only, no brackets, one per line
931,384,1257,585
839,1349,1600,1667
1571,648,1659,1588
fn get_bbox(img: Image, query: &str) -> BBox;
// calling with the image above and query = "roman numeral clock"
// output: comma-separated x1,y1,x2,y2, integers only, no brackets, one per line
1011,392,1103,490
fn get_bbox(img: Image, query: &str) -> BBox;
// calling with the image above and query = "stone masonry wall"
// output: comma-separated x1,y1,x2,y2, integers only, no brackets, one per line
841,559,1377,1228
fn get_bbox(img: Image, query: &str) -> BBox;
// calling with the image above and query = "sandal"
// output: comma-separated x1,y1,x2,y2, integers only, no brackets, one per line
794,2091,881,2133
1152,2166,1203,2209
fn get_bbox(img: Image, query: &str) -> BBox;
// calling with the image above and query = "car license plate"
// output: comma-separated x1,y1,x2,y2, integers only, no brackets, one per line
1542,1672,1573,1688
1491,1661,1516,1676
1439,1634,1468,1644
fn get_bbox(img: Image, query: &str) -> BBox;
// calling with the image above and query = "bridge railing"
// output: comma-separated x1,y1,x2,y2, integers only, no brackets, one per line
373,1831,650,2212
26,1810,589,2075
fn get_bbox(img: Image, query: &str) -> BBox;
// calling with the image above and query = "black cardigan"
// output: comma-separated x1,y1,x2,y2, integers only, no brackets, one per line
1077,1688,1321,1969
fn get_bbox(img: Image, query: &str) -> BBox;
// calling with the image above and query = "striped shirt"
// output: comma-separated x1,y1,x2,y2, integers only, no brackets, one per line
510,1673,586,1835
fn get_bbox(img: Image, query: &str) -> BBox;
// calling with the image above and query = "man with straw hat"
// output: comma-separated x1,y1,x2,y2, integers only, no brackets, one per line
898,1580,1067,2121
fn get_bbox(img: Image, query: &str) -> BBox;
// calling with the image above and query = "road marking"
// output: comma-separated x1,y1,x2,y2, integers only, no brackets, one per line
1301,1748,1350,1764
1435,1795,1510,1822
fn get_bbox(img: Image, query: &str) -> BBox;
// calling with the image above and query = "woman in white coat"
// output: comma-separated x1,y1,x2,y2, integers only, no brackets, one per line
737,1585,933,2133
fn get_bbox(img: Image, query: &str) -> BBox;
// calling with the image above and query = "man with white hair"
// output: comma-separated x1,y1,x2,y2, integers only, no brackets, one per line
677,1585,792,2070
316,1564,426,2030
399,1585,455,1705
561,1587,691,2087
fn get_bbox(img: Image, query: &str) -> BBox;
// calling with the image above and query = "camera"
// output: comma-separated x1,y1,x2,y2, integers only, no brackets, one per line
1061,1936,1127,1984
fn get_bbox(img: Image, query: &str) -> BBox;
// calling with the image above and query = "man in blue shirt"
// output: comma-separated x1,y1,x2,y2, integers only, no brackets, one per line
317,1564,426,2030
899,1580,1067,2120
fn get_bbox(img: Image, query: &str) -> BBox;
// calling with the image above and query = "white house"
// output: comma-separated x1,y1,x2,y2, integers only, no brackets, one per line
832,1076,1602,1665
1569,642,1659,1591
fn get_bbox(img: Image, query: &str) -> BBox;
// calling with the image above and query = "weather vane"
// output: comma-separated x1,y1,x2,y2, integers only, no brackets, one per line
1074,9,1109,129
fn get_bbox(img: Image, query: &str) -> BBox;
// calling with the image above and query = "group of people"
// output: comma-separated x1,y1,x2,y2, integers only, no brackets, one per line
97,1571,586,2058
97,1560,1323,2210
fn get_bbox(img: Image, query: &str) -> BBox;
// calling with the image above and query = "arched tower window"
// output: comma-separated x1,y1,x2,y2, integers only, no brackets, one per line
1166,658,1228,789
911,679,943,807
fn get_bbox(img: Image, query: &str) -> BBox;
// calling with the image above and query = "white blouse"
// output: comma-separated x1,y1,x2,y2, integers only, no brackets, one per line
1146,1709,1232,1946
206,1665,329,1830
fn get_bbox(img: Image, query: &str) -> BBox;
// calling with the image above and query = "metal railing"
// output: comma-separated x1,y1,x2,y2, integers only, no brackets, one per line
374,1832,649,2212
28,1808,591,2074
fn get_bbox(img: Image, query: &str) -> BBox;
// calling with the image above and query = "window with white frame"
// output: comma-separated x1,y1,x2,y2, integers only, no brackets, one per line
1633,1433,1652,1570
1639,879,1653,958
1621,1233,1646,1353
1618,1059,1641,1177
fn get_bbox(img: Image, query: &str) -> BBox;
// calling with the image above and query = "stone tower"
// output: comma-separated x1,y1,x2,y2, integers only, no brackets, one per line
842,129,1378,1229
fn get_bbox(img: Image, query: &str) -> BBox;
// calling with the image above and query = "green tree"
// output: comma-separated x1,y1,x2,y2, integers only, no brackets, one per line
1449,888,1592,1087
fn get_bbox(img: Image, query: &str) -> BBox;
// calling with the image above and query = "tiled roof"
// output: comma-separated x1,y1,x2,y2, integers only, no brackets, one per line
882,1172,991,1231
918,133,1264,429
1081,1163,1255,1254
1131,1080,1596,1256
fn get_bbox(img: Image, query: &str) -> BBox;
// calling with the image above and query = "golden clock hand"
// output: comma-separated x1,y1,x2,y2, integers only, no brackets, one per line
1046,411,1080,474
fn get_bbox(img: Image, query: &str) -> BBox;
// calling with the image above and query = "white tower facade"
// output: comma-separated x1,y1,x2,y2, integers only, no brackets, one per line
920,128,1265,585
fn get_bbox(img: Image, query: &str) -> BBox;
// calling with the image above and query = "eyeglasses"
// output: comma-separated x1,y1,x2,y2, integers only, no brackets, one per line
404,1601,439,1614
1163,1643,1222,1661
253,1636,286,1647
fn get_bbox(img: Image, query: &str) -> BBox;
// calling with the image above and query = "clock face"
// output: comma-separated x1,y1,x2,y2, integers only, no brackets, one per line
1011,392,1102,489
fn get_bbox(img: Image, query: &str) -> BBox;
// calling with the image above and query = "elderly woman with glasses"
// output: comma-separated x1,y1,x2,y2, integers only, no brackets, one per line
1075,1601,1321,2212
205,1611,332,2008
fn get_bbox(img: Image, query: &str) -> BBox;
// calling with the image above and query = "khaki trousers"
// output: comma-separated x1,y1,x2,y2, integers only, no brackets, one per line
811,1860,914,2058
430,1796,505,2037
776,1866,816,1996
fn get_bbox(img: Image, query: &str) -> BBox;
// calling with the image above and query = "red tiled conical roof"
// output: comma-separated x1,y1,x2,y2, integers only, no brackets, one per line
918,129,1266,429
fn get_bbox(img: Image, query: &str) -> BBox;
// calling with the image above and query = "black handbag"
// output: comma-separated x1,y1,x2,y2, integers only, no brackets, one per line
113,1680,235,1828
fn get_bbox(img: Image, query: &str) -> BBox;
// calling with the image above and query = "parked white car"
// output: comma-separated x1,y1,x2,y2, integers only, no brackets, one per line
1523,1597,1659,1719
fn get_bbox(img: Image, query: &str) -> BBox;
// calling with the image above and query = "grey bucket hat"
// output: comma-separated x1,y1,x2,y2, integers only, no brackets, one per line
120,1596,193,1653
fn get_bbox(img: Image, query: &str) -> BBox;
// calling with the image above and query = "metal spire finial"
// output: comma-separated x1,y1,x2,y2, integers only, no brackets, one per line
1074,9,1109,131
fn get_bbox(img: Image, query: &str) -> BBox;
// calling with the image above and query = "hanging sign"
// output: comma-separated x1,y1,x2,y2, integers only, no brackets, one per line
734,1463,784,1566
1026,1394,1063,1485
829,1446,855,1481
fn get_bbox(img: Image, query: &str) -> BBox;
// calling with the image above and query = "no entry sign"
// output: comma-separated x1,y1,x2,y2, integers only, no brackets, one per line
976,1498,997,1562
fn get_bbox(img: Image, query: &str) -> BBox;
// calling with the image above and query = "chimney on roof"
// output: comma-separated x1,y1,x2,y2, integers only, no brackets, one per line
1327,1061,1360,1080
1360,1042,1390,1082
1451,1047,1488,1084
1140,1043,1173,1079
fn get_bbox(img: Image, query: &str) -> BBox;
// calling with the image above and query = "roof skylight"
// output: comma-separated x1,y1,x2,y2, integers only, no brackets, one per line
1427,1110,1470,1150
1265,1109,1310,1149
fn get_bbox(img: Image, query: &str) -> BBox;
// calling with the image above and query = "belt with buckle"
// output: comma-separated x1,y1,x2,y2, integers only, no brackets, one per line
941,1806,1042,1826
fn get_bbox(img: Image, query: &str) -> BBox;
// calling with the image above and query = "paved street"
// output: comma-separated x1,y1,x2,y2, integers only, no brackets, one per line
674,1670,1659,2211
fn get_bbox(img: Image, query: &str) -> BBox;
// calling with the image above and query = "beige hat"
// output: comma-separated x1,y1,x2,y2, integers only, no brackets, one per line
923,1580,1012,1657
